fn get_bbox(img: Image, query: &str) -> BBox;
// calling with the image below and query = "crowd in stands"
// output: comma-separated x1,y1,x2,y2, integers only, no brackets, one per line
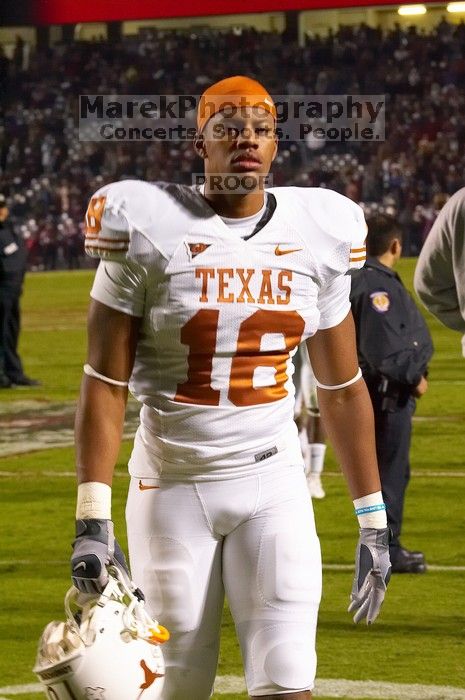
1,18,465,268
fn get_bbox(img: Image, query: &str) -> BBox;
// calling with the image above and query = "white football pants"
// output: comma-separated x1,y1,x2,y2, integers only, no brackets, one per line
126,457,322,698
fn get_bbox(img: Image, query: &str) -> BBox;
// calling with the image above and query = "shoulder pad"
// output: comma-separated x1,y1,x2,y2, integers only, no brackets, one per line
269,187,367,275
84,180,207,261
84,181,134,260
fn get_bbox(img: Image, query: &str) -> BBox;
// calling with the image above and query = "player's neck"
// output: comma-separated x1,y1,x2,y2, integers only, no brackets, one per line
203,190,265,219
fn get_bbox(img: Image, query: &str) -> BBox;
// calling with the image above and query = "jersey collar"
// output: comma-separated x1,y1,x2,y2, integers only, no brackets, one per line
366,257,399,278
193,185,278,241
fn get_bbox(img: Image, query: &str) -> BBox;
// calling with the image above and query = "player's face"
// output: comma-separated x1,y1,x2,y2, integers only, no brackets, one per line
199,106,277,184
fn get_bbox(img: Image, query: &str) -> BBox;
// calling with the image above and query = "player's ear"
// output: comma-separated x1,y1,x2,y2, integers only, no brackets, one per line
194,133,207,160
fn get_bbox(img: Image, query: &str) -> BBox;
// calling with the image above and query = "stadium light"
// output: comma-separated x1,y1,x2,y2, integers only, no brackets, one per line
447,1,465,11
397,4,427,14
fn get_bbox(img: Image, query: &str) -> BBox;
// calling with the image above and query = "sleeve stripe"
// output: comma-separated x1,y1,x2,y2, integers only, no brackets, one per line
85,234,130,243
85,241,129,251
350,246,366,253
349,254,366,263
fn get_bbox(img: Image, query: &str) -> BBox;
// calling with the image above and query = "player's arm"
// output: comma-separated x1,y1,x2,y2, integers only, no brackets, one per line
72,299,142,595
306,195,385,498
72,183,146,595
306,311,391,625
306,311,379,499
75,299,141,486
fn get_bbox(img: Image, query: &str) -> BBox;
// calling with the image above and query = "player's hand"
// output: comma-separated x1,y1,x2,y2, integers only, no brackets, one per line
71,518,130,594
348,527,391,625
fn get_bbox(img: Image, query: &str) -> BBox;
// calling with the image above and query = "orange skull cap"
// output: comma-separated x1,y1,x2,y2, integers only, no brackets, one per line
197,75,276,133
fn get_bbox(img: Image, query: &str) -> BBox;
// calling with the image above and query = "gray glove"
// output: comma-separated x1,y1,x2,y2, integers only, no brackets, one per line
348,527,391,625
71,519,130,594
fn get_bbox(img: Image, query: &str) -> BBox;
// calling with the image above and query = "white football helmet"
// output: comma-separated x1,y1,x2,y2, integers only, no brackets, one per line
34,567,169,700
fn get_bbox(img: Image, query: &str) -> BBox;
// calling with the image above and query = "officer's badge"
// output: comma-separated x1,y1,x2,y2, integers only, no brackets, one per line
370,291,390,313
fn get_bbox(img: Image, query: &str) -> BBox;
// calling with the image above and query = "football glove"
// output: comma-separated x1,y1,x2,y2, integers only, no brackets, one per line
348,527,391,625
71,519,130,594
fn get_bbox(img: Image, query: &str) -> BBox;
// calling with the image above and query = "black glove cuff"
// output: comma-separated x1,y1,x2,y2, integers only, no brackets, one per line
75,518,111,539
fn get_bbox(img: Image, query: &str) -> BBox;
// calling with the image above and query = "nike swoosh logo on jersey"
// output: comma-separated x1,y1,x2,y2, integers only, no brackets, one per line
73,561,87,572
274,245,303,256
139,480,160,491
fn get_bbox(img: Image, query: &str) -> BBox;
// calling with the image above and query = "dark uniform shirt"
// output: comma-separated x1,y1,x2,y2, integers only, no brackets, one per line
350,258,433,404
0,220,27,284
0,219,28,383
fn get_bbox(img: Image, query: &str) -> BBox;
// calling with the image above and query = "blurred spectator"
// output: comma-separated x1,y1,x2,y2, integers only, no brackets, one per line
413,191,449,245
40,220,59,270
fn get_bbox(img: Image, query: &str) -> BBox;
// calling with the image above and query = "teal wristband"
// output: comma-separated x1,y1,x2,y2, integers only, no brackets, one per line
355,503,386,516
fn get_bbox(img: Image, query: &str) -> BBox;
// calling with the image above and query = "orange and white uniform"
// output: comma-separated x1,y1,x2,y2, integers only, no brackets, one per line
85,180,366,697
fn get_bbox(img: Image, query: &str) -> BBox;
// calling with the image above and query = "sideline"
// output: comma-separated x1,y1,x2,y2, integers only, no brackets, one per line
2,677,465,699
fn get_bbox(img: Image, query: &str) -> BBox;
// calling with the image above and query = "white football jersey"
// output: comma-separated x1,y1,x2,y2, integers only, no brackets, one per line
85,180,366,478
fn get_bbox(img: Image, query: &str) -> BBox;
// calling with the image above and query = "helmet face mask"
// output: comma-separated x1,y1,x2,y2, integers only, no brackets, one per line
34,568,168,700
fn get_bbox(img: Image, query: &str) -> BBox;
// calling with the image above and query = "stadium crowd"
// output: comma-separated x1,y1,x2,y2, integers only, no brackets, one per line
1,18,465,268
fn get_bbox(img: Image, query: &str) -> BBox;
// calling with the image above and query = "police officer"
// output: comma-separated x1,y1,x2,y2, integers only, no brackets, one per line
0,194,40,388
350,214,433,573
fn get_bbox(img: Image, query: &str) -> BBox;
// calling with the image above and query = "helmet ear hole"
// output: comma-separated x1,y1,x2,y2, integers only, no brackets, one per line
34,571,168,699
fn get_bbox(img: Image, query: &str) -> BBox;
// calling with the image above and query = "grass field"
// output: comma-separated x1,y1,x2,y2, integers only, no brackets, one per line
0,259,464,699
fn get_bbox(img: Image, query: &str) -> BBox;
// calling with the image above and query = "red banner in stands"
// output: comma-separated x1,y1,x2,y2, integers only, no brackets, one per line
33,0,438,25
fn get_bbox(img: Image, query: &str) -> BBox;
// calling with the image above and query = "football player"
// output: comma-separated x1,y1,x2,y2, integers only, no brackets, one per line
71,76,391,700
293,343,326,499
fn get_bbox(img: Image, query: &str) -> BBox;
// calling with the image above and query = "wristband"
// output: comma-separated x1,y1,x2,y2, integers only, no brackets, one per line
76,481,112,520
353,491,387,529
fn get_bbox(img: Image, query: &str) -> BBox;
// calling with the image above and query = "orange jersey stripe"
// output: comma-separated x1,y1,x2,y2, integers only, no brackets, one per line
85,234,129,243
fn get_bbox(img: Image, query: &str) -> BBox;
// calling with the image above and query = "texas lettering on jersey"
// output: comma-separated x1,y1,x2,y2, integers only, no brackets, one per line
195,267,292,305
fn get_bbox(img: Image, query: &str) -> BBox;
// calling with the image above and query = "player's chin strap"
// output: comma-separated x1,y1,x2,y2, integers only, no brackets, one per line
83,363,129,387
314,367,362,391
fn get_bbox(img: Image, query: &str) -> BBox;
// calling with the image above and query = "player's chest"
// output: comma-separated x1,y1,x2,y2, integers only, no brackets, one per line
153,225,319,314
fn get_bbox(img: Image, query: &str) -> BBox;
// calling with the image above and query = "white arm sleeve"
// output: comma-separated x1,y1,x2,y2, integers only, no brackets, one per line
317,274,351,330
90,260,146,317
